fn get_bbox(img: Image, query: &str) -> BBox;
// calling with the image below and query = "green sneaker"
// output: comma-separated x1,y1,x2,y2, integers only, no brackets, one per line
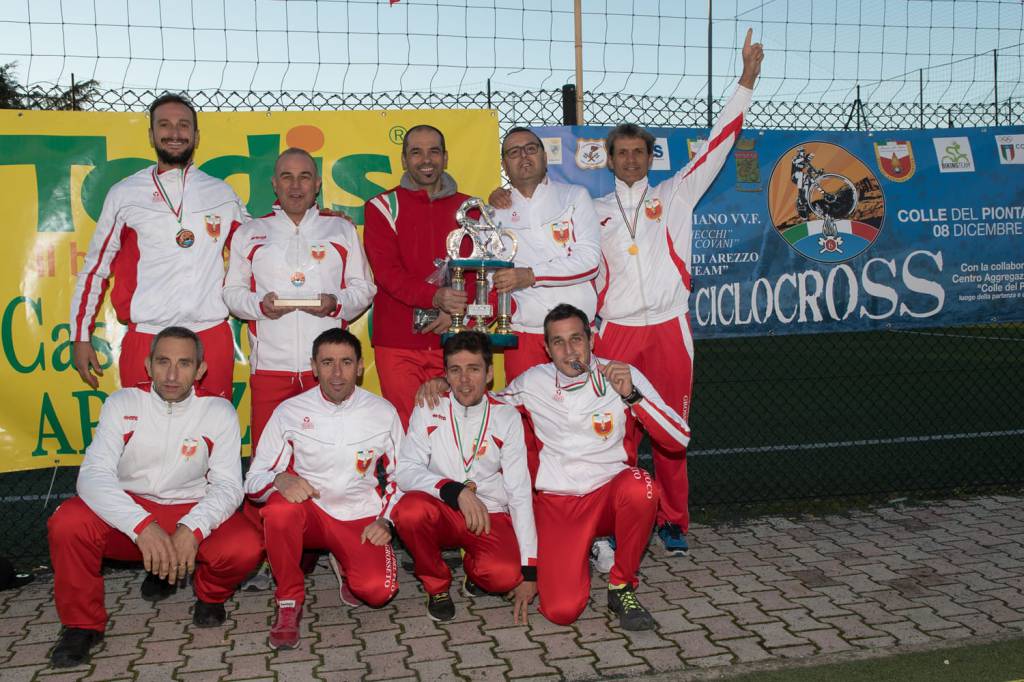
607,584,655,631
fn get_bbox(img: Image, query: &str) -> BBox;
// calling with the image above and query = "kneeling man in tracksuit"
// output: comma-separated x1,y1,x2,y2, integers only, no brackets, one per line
47,326,262,668
393,331,537,623
498,304,690,630
244,328,403,650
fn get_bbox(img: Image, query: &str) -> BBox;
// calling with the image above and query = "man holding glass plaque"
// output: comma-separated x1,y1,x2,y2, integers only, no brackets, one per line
224,148,375,448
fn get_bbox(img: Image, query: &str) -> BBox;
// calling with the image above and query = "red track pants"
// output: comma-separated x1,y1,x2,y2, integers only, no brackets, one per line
259,494,398,606
595,314,693,531
391,492,522,595
47,495,263,632
249,371,317,450
374,346,445,430
534,467,658,625
118,321,236,399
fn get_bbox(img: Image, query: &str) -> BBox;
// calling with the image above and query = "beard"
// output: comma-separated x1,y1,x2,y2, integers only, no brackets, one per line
155,140,195,167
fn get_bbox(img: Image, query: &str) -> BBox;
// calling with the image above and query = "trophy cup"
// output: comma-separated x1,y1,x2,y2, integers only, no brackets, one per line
443,197,518,347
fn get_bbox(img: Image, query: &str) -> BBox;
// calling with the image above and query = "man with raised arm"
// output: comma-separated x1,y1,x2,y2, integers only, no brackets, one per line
244,328,403,650
70,94,247,399
591,30,764,556
489,128,602,381
393,331,537,623
47,327,262,668
363,124,474,428
224,148,375,449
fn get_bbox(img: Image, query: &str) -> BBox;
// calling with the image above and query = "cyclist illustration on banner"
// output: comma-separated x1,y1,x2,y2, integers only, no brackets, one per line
769,142,885,264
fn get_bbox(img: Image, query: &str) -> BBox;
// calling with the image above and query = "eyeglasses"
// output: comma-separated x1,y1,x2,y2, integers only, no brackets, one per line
502,142,542,159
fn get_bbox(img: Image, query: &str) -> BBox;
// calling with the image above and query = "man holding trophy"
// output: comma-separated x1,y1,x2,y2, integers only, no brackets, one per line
364,125,476,428
224,148,375,448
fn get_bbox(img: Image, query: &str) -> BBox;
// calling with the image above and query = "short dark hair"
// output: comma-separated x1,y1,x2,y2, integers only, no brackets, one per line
443,331,493,369
543,303,592,341
148,93,199,131
312,328,362,361
606,123,655,156
402,124,446,156
149,326,204,363
502,126,542,149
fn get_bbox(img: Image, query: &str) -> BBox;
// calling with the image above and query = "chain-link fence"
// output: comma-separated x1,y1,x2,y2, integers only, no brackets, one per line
3,84,1023,567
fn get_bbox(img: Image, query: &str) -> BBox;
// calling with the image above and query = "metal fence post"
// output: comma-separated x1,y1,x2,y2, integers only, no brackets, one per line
993,48,999,126
562,84,578,125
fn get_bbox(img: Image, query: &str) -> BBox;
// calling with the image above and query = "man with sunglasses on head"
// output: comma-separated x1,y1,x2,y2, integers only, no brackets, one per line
488,129,602,382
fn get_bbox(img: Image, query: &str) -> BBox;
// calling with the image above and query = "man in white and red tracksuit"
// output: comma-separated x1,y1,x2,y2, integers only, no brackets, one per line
363,124,476,429
497,304,689,630
592,31,764,555
70,93,247,399
489,128,602,382
393,331,538,624
244,328,402,650
223,148,375,449
46,327,262,668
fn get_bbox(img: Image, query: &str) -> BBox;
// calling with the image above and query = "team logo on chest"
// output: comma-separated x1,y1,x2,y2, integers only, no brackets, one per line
204,214,222,241
644,198,662,221
181,437,199,458
355,449,375,475
310,243,327,262
591,412,614,440
475,438,489,459
550,220,572,246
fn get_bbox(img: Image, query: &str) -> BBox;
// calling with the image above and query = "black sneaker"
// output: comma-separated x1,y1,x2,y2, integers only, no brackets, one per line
461,576,486,598
607,584,655,631
426,592,455,622
50,628,104,668
140,573,176,602
192,599,226,627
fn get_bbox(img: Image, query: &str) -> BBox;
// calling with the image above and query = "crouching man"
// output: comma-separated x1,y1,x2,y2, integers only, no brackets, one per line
393,331,537,623
47,327,262,668
244,328,403,650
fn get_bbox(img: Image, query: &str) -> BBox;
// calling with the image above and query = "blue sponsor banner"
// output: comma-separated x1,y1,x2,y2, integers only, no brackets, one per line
535,125,1024,338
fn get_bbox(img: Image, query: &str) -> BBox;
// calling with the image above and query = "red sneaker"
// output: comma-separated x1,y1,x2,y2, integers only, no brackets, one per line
268,600,301,650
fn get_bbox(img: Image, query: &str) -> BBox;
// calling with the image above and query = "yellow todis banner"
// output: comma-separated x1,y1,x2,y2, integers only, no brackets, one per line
0,108,501,472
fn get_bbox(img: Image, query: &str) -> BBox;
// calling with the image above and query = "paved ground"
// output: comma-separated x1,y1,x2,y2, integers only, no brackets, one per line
3,493,1024,681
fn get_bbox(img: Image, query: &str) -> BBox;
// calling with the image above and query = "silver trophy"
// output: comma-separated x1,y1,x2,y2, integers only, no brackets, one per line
444,197,518,345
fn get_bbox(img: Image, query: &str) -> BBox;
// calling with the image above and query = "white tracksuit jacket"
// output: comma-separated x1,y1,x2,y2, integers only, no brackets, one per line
244,386,403,521
70,164,247,341
594,85,752,326
496,358,691,496
397,394,538,567
492,178,602,334
223,205,376,373
75,386,243,541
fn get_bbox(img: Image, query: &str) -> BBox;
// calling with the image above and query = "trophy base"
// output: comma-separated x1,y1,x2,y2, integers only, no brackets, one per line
449,258,514,269
275,297,322,307
441,332,519,348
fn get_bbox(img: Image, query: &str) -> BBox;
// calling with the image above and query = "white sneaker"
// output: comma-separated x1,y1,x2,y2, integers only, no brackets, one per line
328,554,361,607
590,539,615,574
241,562,273,591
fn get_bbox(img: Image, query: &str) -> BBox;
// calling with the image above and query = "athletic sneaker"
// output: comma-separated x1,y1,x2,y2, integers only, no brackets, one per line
590,539,616,574
240,562,273,592
192,599,226,627
50,628,104,668
461,575,486,598
327,554,361,607
657,523,689,556
426,592,455,622
269,600,301,650
607,584,655,631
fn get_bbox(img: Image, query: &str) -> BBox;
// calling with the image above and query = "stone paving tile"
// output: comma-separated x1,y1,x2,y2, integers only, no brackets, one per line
12,494,1024,681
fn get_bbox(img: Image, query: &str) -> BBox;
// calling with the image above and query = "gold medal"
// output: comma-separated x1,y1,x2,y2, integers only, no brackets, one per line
628,243,639,255
465,481,477,493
